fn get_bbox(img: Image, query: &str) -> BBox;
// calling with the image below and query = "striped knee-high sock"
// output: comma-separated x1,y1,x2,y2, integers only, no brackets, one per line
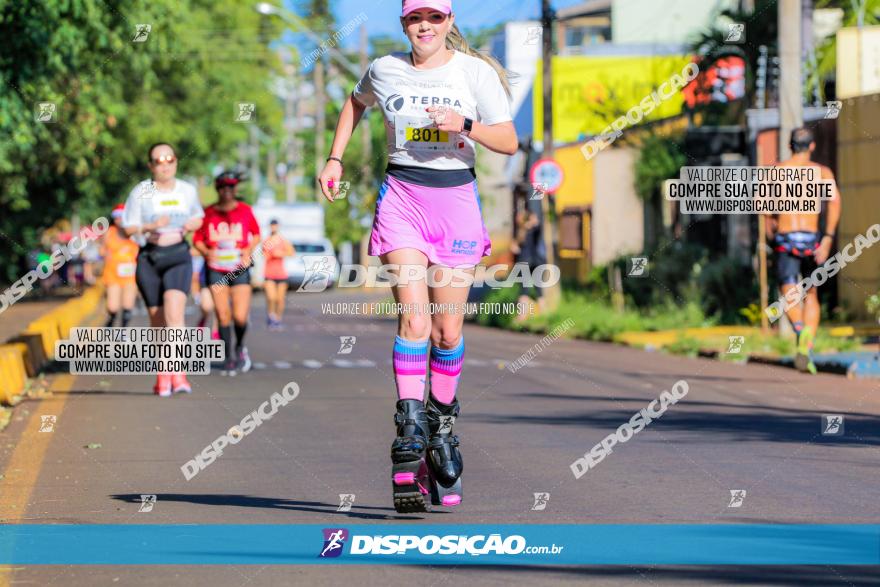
393,336,429,401
429,338,465,405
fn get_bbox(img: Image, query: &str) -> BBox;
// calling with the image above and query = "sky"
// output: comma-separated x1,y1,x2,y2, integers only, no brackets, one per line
284,0,589,49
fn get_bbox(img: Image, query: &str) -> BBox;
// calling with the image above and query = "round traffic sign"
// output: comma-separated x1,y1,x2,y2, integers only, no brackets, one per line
529,158,565,193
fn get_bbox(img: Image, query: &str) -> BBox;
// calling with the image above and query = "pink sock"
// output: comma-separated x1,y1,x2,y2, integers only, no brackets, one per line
393,336,429,401
429,338,465,405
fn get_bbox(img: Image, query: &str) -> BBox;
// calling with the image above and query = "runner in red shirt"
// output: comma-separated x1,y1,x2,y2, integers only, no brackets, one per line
193,172,261,376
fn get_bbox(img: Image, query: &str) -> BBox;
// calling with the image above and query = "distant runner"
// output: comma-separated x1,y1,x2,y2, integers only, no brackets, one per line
768,127,842,374
101,204,140,327
193,172,261,376
262,219,295,331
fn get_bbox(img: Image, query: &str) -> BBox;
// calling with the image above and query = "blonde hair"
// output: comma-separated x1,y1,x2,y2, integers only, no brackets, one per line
445,24,513,99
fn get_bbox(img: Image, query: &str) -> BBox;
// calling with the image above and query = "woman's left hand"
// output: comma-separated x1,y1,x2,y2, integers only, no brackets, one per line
426,106,465,133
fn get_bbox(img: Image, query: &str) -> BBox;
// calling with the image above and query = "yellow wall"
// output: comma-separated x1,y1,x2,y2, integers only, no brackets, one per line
554,143,594,213
838,93,880,318
837,26,880,99
533,55,691,144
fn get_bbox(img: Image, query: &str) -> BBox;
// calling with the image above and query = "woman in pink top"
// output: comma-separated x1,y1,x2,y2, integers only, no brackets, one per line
261,219,295,331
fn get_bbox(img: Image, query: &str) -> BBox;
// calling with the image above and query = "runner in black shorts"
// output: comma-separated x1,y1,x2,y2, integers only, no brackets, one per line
122,143,204,396
767,128,842,374
193,172,261,376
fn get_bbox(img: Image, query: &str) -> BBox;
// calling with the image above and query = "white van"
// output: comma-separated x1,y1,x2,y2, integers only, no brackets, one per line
251,201,339,288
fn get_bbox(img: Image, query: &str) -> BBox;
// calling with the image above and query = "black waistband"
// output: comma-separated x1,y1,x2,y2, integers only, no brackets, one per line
141,241,188,251
385,163,476,188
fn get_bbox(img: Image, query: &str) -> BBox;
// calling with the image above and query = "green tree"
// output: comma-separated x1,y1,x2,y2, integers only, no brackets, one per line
634,133,687,248
0,0,282,282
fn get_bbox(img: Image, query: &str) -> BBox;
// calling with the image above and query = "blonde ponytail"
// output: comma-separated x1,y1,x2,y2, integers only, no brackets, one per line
445,24,514,99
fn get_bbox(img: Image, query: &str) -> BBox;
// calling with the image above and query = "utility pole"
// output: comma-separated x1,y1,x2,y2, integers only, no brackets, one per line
360,23,371,182
540,0,560,310
267,146,276,188
778,0,802,161
315,55,326,204
772,0,803,337
285,62,298,202
249,124,261,193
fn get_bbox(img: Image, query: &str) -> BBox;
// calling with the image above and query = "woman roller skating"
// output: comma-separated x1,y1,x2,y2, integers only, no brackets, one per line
319,0,516,512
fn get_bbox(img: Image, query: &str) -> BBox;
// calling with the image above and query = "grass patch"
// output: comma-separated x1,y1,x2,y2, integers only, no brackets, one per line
513,289,713,342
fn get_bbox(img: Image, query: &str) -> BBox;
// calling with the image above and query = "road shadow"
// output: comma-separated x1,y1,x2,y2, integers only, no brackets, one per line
475,403,880,446
62,389,155,396
110,493,446,520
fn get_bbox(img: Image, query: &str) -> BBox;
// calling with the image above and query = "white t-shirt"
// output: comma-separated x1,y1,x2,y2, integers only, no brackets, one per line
352,51,512,170
122,179,203,244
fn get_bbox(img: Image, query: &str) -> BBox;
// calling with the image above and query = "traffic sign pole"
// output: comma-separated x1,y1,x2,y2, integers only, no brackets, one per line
528,158,562,312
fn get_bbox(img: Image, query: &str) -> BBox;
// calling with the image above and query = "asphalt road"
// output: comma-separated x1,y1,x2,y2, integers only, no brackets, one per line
1,288,879,585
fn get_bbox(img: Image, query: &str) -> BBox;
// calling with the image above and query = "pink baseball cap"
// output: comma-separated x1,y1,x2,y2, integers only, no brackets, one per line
401,0,452,17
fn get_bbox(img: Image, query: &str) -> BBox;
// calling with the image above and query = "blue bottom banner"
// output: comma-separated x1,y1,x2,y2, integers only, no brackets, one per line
1,524,878,565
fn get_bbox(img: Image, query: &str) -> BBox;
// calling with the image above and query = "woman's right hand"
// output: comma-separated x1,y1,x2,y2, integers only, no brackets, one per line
318,160,343,203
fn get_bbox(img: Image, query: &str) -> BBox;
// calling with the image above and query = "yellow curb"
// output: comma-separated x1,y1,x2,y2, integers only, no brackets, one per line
20,285,103,360
0,346,27,405
615,326,759,348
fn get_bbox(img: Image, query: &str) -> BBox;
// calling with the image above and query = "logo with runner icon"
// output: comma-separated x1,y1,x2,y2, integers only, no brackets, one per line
298,256,333,292
235,103,256,123
728,489,746,508
821,414,844,436
824,101,842,120
139,494,157,513
34,102,58,123
628,257,648,278
525,26,542,45
725,23,745,43
132,24,152,43
531,492,550,511
318,528,349,558
337,336,356,354
39,415,56,432
727,336,744,354
530,183,547,201
337,494,355,512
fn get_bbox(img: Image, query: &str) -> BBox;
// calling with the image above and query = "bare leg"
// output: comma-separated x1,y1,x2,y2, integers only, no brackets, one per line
780,283,805,327
264,280,278,320
276,282,288,317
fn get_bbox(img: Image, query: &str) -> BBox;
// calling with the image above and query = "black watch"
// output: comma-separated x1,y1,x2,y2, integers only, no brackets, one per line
461,117,473,136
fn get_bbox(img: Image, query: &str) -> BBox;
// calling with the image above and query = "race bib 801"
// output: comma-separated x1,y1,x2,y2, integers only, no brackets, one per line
394,115,457,152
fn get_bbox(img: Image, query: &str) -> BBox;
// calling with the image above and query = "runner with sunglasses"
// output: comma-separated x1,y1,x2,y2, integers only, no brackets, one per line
319,0,516,512
122,143,204,397
193,172,261,376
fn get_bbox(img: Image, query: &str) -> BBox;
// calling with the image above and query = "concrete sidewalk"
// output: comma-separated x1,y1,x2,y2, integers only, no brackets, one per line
0,290,84,342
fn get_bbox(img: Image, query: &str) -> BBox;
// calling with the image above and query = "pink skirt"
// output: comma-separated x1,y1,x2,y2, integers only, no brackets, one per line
369,174,491,267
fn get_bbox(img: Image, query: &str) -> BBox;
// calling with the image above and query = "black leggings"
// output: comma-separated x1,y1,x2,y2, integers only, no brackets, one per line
135,243,192,307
